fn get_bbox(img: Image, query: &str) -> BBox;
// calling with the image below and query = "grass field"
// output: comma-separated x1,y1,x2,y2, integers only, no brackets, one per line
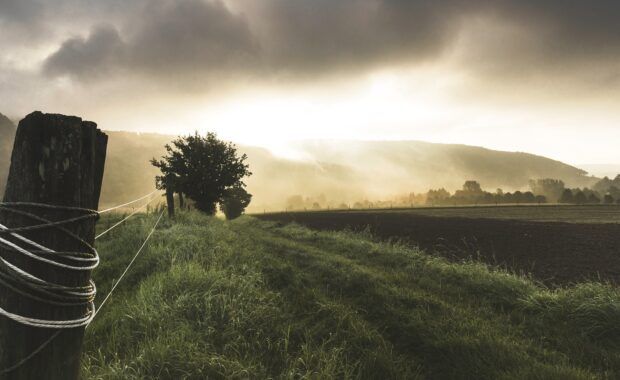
83,211,620,379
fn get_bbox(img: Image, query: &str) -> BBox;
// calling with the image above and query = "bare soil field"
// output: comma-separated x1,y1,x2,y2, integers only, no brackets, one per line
363,204,620,224
257,207,620,286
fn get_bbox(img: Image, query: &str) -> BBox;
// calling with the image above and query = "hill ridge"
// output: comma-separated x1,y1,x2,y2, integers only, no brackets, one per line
0,125,599,210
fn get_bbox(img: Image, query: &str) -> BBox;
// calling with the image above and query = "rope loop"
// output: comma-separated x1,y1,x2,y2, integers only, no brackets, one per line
0,202,99,329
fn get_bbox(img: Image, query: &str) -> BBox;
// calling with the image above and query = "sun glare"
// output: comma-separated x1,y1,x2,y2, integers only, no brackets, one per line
183,68,465,157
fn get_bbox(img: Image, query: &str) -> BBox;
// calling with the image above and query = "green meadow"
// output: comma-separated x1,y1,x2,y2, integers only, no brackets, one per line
84,211,620,379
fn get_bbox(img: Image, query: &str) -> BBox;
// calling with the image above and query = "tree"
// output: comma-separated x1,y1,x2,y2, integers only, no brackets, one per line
604,194,615,204
220,186,252,219
574,191,587,205
482,192,494,204
513,191,524,204
587,193,600,204
426,188,451,205
559,189,574,204
529,178,565,203
452,181,484,204
462,180,483,195
523,191,536,203
494,189,504,204
151,132,251,214
594,176,614,194
609,186,620,200
535,195,547,204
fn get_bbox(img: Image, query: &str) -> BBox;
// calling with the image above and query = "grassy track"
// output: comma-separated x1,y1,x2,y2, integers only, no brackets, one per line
83,211,620,379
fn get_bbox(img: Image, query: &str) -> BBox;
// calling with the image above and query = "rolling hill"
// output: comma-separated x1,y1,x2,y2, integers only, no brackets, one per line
294,140,598,194
0,117,599,211
90,134,601,211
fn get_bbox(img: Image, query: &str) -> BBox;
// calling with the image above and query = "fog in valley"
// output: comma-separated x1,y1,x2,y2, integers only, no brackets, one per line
0,117,601,212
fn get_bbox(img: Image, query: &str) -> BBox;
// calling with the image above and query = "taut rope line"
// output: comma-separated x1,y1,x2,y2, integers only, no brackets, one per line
99,191,159,214
95,192,161,240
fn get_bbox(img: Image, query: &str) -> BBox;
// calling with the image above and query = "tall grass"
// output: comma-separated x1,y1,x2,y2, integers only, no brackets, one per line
83,212,620,379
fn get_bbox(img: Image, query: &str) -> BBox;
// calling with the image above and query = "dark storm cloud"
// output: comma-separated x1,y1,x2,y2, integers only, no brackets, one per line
454,1,620,81
248,0,460,72
39,0,620,86
42,0,258,83
44,25,125,78
0,0,144,48
496,0,620,54
128,0,258,75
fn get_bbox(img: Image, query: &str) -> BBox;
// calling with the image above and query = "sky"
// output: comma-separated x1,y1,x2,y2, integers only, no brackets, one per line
1,0,620,166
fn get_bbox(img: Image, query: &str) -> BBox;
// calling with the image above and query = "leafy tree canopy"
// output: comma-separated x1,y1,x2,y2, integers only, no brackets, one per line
151,132,252,214
559,189,574,203
220,186,252,220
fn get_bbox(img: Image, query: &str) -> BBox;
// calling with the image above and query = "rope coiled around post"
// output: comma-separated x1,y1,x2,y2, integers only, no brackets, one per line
0,202,99,329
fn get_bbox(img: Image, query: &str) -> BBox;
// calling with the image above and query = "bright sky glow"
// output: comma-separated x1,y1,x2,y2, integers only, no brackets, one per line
2,0,620,167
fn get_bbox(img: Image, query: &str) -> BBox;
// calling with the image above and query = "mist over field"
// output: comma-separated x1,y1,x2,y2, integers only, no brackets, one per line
84,133,603,212
0,116,599,212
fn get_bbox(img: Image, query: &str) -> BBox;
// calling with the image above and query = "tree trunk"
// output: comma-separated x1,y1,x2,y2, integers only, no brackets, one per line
178,192,184,210
166,175,175,218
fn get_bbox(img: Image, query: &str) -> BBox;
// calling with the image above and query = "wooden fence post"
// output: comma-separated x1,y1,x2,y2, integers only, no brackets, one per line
166,175,175,218
0,112,107,379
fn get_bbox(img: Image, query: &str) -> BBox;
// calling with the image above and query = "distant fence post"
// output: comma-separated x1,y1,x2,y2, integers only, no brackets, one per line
0,111,107,379
165,174,175,218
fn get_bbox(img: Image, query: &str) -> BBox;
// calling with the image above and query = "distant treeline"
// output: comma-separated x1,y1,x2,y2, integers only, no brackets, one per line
285,176,620,210
529,176,620,204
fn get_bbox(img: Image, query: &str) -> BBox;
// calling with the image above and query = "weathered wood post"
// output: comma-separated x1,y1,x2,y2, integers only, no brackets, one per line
0,112,107,379
166,174,175,218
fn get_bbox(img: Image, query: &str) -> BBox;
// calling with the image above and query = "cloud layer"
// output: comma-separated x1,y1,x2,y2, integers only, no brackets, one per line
0,0,616,97
30,0,620,86
2,0,620,167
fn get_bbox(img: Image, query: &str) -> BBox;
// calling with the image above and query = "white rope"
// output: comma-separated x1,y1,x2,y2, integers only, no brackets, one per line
0,303,95,329
0,230,98,270
95,193,160,240
88,210,165,326
0,203,99,330
99,191,159,214
0,256,96,299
